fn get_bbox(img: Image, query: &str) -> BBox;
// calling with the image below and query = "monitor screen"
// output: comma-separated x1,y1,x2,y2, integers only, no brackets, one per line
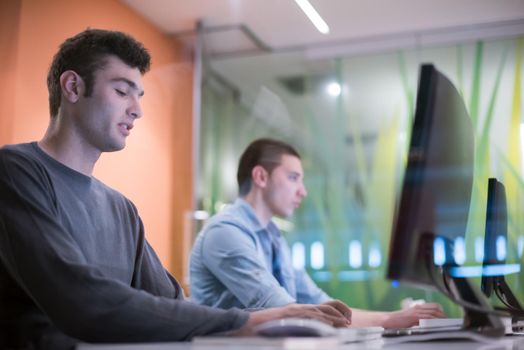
480,178,523,318
385,64,505,336
386,63,474,287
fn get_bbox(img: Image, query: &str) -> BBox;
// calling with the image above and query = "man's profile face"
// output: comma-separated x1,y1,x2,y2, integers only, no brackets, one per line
73,55,145,153
262,154,308,218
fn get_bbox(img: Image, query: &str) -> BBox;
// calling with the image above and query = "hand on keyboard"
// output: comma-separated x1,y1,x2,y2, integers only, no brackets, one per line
382,303,446,329
235,302,351,336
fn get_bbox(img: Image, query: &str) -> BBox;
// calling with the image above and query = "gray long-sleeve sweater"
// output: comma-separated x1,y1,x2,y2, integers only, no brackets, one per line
0,142,248,349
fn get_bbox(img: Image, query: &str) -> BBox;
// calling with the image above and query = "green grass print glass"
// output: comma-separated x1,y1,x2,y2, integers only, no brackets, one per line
198,36,524,314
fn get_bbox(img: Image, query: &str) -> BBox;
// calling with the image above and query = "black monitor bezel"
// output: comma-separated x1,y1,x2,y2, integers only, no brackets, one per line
385,64,505,336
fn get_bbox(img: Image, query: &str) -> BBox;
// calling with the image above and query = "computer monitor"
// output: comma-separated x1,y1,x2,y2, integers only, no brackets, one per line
386,64,505,337
481,178,523,320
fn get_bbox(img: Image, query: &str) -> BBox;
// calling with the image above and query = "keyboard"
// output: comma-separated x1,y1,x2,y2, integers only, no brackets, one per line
382,318,463,337
383,328,505,344
383,318,507,344
418,318,463,328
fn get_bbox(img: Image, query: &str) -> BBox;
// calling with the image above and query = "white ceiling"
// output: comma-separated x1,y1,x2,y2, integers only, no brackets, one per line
121,0,524,49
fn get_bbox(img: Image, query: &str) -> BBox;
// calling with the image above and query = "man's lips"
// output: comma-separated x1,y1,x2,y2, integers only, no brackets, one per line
118,122,133,136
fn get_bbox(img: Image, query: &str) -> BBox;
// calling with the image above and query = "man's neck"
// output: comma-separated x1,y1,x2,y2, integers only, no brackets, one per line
242,192,273,227
38,121,100,176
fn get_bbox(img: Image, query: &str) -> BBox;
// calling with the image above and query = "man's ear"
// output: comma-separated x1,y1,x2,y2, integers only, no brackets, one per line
60,70,84,103
251,165,269,189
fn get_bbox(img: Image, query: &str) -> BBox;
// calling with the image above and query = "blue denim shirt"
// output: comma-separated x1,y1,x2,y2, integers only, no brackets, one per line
189,198,331,309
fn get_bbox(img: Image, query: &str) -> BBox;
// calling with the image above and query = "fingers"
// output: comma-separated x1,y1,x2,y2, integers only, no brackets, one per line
412,303,446,318
322,300,352,322
314,304,351,327
413,302,442,311
239,303,352,336
382,303,447,329
282,303,349,327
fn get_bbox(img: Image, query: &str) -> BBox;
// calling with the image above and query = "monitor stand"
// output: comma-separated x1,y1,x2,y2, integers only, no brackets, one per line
425,233,505,338
383,234,506,342
491,276,524,324
443,273,506,337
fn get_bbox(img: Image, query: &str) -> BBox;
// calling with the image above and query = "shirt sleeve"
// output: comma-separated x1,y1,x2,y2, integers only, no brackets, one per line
294,268,332,304
200,223,296,308
130,218,184,300
0,150,248,342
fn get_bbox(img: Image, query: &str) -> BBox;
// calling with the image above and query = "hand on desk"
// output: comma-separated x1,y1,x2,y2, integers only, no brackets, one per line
235,300,351,336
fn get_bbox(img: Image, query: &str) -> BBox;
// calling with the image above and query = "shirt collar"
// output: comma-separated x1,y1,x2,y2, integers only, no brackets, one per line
233,198,281,236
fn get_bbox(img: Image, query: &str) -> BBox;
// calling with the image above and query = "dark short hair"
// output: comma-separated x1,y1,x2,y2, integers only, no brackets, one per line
237,138,301,196
47,28,151,117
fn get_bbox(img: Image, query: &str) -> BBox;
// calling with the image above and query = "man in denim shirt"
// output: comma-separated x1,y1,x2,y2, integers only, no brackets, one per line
190,138,445,328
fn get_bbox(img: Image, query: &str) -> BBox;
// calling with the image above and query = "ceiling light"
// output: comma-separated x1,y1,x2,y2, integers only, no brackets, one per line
294,0,330,34
327,82,341,96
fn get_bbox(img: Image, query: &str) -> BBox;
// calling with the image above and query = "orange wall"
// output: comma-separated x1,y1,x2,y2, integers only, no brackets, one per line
0,0,21,146
0,0,194,282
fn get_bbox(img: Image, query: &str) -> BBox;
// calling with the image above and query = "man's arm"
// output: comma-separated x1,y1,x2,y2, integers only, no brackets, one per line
286,240,444,328
0,150,248,342
293,262,444,328
199,223,296,308
293,265,332,304
350,304,445,328
293,267,444,328
130,219,184,299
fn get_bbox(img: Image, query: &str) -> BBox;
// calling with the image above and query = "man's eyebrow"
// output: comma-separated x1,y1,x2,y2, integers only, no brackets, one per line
111,77,144,96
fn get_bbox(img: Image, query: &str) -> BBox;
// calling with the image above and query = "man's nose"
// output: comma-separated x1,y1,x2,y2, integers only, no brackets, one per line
129,97,143,119
299,183,308,198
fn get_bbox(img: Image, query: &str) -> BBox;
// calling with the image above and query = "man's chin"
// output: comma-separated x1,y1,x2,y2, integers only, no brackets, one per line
276,210,294,219
104,142,126,152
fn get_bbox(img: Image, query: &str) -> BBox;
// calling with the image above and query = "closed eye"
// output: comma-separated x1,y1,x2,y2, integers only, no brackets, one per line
115,89,127,97
288,174,300,181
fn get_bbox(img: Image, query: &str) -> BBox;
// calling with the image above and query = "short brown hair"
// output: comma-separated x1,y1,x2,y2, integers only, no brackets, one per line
237,138,300,196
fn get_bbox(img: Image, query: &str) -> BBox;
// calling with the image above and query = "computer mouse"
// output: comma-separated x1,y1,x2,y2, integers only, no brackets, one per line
253,318,337,337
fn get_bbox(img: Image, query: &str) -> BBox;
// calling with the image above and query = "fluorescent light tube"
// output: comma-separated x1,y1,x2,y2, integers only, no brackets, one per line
294,0,330,34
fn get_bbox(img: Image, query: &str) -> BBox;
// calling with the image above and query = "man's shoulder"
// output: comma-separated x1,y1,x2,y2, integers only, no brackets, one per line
0,142,45,174
195,207,258,254
0,142,37,160
205,203,254,233
0,142,137,213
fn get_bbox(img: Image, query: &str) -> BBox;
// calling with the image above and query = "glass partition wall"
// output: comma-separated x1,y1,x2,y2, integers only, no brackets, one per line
195,22,524,316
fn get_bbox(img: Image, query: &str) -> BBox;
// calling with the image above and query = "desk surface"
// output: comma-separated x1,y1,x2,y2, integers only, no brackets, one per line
77,336,524,350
